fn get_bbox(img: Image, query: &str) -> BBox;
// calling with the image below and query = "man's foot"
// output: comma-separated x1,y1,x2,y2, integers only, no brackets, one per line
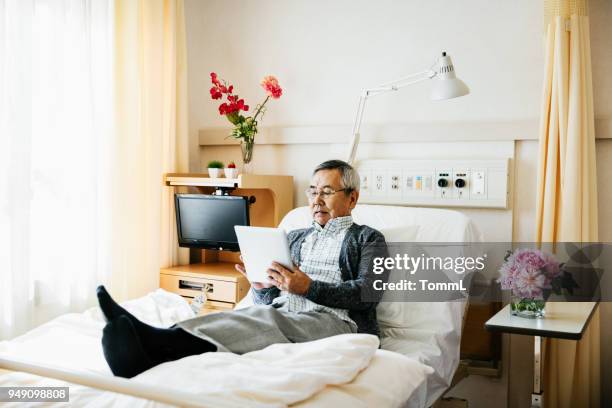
97,285,217,362
101,315,155,378
96,285,131,323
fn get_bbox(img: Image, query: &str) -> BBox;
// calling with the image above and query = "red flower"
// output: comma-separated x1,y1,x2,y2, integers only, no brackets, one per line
210,72,220,86
211,72,279,126
260,75,283,99
210,72,236,102
210,86,222,100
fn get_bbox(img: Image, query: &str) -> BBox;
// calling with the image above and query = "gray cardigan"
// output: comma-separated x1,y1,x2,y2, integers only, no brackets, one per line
252,223,389,337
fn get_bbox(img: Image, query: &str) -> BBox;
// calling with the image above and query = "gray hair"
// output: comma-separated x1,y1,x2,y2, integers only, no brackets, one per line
312,160,360,193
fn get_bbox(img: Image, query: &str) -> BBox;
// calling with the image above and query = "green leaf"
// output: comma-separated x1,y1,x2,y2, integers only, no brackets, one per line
227,112,243,125
207,160,224,169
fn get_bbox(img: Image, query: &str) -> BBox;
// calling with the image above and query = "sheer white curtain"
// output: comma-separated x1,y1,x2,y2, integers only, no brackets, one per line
0,0,114,338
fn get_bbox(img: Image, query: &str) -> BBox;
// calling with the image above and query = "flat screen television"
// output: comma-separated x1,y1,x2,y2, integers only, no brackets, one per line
175,194,250,251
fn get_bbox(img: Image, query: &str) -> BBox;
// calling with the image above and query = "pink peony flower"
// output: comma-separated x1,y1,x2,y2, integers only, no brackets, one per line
513,265,545,299
498,248,562,298
261,75,283,99
514,248,547,270
541,251,561,279
498,261,519,291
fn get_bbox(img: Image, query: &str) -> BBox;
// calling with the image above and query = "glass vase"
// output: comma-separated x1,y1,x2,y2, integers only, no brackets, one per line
510,296,546,318
241,140,254,174
190,283,212,315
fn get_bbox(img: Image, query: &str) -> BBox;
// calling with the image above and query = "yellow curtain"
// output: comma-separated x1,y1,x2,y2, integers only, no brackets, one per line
536,0,600,407
112,0,190,300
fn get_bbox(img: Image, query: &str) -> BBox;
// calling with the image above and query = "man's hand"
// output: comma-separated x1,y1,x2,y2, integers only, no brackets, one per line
235,258,275,290
267,262,312,295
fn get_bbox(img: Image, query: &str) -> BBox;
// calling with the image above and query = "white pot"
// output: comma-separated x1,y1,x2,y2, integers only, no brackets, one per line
224,168,238,178
208,168,222,178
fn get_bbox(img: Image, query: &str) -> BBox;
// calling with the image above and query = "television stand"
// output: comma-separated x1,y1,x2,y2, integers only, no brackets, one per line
162,173,294,312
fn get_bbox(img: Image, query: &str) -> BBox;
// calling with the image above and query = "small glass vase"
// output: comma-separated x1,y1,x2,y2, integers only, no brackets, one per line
240,140,254,174
510,297,546,318
190,283,212,315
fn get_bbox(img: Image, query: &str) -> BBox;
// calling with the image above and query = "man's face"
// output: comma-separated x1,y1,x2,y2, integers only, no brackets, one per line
308,169,359,226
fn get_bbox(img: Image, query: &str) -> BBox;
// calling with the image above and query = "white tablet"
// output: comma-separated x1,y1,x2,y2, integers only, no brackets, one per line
234,226,293,283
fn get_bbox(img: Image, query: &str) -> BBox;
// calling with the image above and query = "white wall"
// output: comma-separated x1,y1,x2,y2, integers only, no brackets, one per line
186,0,545,129
184,0,612,406
185,0,545,242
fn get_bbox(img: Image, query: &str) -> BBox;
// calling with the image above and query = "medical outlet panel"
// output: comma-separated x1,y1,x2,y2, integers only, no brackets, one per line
356,159,510,209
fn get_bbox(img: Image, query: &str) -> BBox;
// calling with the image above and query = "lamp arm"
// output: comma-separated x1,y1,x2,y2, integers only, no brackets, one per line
377,69,436,89
364,69,437,97
346,69,436,164
346,94,367,165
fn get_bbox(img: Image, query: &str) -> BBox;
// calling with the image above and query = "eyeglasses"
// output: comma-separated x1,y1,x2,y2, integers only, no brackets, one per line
304,187,351,200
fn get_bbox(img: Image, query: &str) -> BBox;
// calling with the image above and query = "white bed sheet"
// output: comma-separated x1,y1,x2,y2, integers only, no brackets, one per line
0,290,432,408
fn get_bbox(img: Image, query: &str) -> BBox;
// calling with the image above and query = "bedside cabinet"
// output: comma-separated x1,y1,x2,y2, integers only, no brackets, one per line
160,262,250,313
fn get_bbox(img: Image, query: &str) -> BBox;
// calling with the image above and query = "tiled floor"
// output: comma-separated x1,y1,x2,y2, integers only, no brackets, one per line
445,373,507,408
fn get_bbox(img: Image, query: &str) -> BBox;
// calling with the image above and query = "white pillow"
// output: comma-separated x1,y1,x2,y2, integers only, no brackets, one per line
278,207,420,241
269,206,470,333
376,225,419,242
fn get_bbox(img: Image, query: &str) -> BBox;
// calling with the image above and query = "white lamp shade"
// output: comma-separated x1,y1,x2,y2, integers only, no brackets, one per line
430,53,470,101
430,77,470,100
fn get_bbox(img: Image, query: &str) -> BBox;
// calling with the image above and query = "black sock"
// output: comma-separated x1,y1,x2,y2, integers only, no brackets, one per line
101,316,156,378
96,285,131,323
97,285,217,361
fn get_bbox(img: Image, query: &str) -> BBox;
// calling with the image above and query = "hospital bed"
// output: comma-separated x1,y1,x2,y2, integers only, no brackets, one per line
0,204,481,407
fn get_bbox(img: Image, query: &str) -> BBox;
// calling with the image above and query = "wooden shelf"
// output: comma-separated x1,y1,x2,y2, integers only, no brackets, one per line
160,262,243,281
165,173,292,189
164,173,294,227
165,174,239,188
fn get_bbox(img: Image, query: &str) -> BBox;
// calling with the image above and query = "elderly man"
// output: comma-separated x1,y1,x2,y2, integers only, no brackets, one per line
97,159,388,378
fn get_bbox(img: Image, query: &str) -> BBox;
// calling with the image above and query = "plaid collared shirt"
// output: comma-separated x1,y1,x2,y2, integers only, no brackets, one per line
273,215,357,329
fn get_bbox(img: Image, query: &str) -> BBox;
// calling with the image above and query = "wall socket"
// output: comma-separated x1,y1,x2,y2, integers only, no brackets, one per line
453,169,469,199
436,169,453,199
471,170,486,198
389,173,402,196
373,172,386,195
355,159,509,209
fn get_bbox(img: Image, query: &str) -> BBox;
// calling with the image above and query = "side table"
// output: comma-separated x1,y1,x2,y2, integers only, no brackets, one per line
485,302,598,407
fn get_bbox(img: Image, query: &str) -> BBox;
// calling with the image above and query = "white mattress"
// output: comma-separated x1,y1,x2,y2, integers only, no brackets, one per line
0,290,433,408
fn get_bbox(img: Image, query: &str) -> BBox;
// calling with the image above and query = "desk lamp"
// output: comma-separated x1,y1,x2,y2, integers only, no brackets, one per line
346,52,469,164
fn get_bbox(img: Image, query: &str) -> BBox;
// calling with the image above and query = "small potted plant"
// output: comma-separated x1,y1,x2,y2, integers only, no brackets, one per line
207,160,224,178
224,161,238,179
